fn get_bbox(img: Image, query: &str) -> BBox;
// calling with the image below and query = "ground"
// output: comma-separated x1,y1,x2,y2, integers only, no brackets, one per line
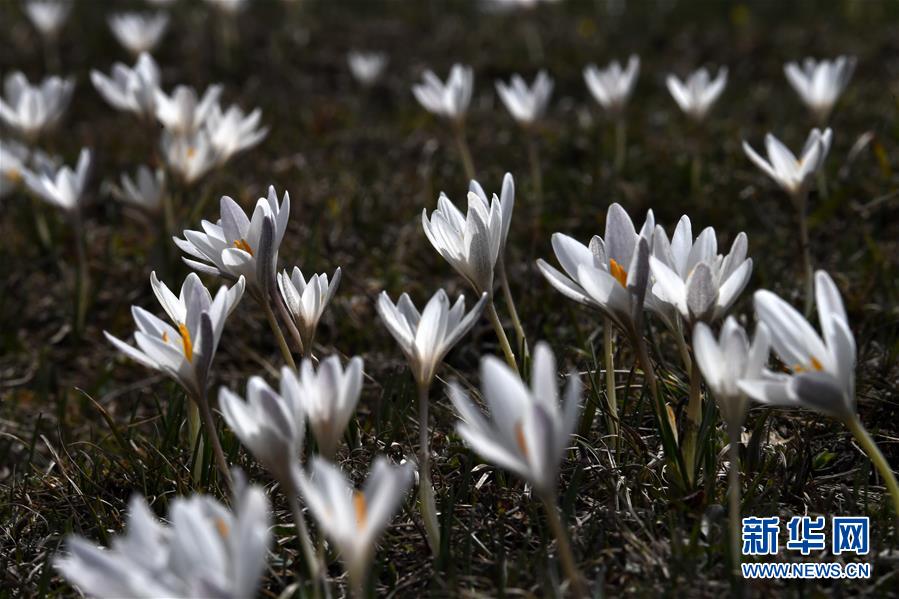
1,0,898,597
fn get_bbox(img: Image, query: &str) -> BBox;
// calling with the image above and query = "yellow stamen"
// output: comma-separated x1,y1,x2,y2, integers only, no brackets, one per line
353,491,367,529
186,146,197,159
609,258,628,288
790,356,824,373
233,238,254,255
215,517,229,538
514,421,529,458
810,356,823,371
178,323,193,362
5,169,22,184
161,331,169,343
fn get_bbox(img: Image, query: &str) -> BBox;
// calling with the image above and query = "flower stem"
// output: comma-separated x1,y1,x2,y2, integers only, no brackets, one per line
187,400,203,486
486,299,519,374
527,135,543,212
796,199,815,317
285,482,323,583
417,383,441,557
726,421,743,576
613,119,627,173
452,122,476,181
497,259,527,360
262,297,297,370
72,209,90,337
682,356,702,486
845,416,899,520
273,289,307,358
540,494,587,598
690,152,703,195
193,391,233,494
603,317,618,440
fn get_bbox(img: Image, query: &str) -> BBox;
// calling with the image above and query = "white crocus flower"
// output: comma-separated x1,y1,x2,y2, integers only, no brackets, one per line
23,0,71,38
91,53,160,119
537,203,656,334
784,56,856,123
298,457,413,593
742,128,832,199
159,130,218,185
449,341,582,497
56,473,270,599
155,84,223,135
23,147,91,212
219,367,305,486
412,64,474,123
294,356,363,460
108,12,169,57
105,271,245,399
1,140,29,198
666,67,728,122
422,173,515,295
495,70,553,127
175,186,290,296
204,103,268,165
347,51,388,87
0,72,74,140
693,317,770,432
277,266,341,353
205,0,247,14
649,216,753,325
583,55,640,116
377,289,487,388
738,271,856,420
110,165,165,211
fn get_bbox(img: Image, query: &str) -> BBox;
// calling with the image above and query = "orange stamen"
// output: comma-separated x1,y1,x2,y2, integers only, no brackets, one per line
6,169,22,184
515,421,529,458
609,258,628,288
178,323,193,362
353,491,367,529
215,517,229,538
233,238,254,256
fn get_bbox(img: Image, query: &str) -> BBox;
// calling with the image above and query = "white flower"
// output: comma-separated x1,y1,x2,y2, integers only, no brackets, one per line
294,356,363,460
91,53,160,118
347,51,388,87
277,266,341,351
693,317,770,430
104,271,246,398
666,67,728,122
110,165,165,211
204,103,268,165
174,186,290,295
159,129,218,184
108,12,169,56
649,216,753,324
739,271,857,421
219,367,305,486
0,139,29,198
23,147,91,211
422,173,515,295
583,55,640,116
784,56,856,122
449,341,582,496
297,457,413,588
495,70,553,126
537,203,656,334
742,128,832,198
56,473,270,599
0,72,74,140
23,0,71,38
412,64,474,122
377,289,487,388
205,0,248,14
155,84,223,135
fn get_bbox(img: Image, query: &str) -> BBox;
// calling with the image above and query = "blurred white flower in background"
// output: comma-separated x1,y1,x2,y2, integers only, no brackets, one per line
495,70,553,127
666,67,728,122
205,0,248,14
0,140,29,198
23,147,91,212
91,52,160,119
108,12,170,57
23,0,71,39
155,84,223,135
412,64,474,123
205,102,268,165
347,51,388,87
109,165,166,211
784,56,856,123
0,72,74,140
293,356,363,460
56,473,270,599
277,266,342,353
742,128,832,198
583,55,640,116
160,129,218,184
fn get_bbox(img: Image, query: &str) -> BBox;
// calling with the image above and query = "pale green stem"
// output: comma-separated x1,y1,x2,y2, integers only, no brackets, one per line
682,356,702,486
273,289,307,358
816,169,829,200
30,195,53,250
727,421,742,575
527,135,543,212
845,415,899,520
72,209,90,337
452,121,476,181
497,260,527,359
540,494,587,599
262,298,297,370
690,152,702,195
604,318,618,440
187,401,203,486
795,193,814,317
613,119,627,173
285,483,323,586
162,190,176,240
486,299,519,374
193,389,233,494
417,382,441,557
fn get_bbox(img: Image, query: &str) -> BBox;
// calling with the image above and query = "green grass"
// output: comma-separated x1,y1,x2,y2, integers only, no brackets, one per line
1,0,898,597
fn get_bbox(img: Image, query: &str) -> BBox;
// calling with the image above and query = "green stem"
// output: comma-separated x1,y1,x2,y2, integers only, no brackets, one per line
262,297,297,370
613,119,627,173
187,400,203,486
527,135,543,213
285,483,323,585
72,209,90,337
540,494,587,598
497,259,527,360
418,383,440,557
816,169,829,200
452,122,476,181
795,196,814,317
604,317,618,440
845,416,899,520
727,421,742,576
683,356,702,486
194,391,233,494
690,152,702,195
486,299,519,374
